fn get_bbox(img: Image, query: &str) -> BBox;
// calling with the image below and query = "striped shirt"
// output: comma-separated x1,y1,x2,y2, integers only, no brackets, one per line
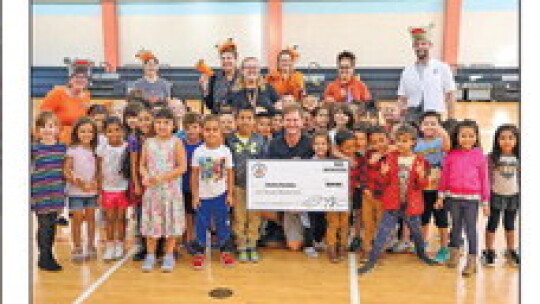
31,143,67,213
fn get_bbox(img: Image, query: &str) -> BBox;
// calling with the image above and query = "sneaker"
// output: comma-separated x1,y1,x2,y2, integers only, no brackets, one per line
161,254,175,272
505,249,520,267
133,247,147,261
56,216,69,226
481,249,496,267
141,254,156,272
304,247,319,258
103,245,115,262
192,254,205,270
391,240,410,253
314,241,326,251
71,248,86,263
358,260,376,275
248,248,260,263
114,244,124,260
221,252,235,267
419,255,439,266
238,250,249,263
434,247,450,263
348,236,362,252
185,241,198,255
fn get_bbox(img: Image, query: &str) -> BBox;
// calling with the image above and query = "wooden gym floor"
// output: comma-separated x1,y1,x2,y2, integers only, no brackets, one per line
32,101,519,304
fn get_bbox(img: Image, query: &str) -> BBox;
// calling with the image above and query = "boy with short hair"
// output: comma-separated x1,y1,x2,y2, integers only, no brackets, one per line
226,106,267,262
219,111,236,137
191,115,235,269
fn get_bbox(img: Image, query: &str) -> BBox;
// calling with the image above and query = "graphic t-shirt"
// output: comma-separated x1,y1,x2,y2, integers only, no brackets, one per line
398,155,415,202
491,155,519,195
414,137,444,190
192,144,234,199
96,143,128,191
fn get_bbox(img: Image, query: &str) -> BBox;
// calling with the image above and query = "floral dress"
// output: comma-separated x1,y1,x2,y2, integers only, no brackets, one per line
141,137,185,237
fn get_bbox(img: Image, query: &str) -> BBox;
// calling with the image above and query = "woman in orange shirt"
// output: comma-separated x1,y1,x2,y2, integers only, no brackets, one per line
266,47,305,102
39,66,91,144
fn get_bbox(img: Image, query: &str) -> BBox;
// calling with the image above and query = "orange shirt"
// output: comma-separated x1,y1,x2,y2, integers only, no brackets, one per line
323,77,371,103
40,86,90,127
266,70,305,100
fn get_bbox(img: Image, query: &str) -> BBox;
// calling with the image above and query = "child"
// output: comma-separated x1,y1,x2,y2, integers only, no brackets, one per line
110,100,127,119
329,104,354,144
437,119,490,277
191,115,236,269
362,125,389,261
123,102,143,138
313,106,331,133
225,106,266,262
358,124,437,274
482,124,520,267
129,105,155,261
302,95,319,113
88,104,109,147
169,98,187,140
271,110,284,137
32,112,67,271
256,112,273,140
304,131,332,257
326,130,360,262
179,113,203,254
348,123,369,252
414,111,451,262
63,117,99,262
140,108,187,272
219,111,236,137
97,117,129,261
302,110,315,134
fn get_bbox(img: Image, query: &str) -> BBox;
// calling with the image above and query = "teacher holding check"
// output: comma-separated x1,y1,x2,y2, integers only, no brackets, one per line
266,104,314,251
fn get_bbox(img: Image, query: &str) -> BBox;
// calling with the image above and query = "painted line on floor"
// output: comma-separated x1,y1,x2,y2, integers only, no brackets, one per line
72,246,137,304
349,253,360,304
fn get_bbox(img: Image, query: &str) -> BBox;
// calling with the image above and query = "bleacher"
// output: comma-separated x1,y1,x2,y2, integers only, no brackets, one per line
31,66,519,102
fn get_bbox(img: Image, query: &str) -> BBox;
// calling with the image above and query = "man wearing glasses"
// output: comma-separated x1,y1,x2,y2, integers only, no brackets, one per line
398,24,457,123
323,51,371,103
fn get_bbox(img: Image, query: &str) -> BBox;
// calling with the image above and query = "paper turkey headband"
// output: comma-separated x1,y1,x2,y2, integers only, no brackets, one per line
281,45,300,62
216,38,238,55
408,23,434,42
135,49,158,63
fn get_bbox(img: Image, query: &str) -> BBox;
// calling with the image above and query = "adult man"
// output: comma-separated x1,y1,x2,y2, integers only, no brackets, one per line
266,104,314,251
398,24,457,123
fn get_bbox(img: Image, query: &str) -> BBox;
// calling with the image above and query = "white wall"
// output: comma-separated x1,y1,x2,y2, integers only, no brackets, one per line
32,5,104,66
118,14,264,67
283,13,443,67
459,11,518,66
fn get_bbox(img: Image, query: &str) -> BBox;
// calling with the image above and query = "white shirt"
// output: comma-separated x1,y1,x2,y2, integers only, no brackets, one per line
397,58,456,113
96,143,129,191
191,144,234,199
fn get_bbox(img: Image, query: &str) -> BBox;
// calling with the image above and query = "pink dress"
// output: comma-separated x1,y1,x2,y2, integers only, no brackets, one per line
141,137,185,237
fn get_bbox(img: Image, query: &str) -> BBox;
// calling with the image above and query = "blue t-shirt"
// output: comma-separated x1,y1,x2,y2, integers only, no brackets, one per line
414,138,444,167
180,138,203,193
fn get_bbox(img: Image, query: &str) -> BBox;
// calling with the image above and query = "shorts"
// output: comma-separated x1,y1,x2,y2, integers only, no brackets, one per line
420,190,449,228
101,191,130,209
69,196,98,211
183,191,195,215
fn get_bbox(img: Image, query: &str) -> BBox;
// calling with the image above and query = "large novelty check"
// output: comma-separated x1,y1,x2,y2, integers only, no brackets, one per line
246,159,350,211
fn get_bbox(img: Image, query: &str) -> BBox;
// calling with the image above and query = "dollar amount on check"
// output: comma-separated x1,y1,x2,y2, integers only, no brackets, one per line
246,159,350,212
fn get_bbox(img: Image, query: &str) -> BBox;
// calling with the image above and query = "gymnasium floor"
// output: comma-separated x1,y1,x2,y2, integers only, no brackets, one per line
32,101,519,304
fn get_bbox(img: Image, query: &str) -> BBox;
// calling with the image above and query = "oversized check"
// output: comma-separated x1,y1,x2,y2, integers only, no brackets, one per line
246,159,349,211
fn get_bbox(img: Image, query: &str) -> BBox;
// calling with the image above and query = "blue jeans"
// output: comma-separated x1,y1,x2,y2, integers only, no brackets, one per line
195,193,231,251
369,208,427,262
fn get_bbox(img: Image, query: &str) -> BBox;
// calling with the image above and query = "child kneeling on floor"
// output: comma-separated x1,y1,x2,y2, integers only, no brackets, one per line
358,124,437,274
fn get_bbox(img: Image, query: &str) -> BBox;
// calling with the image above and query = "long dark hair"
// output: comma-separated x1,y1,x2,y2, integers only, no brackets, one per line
311,130,332,158
490,124,520,164
70,117,98,151
331,103,354,129
450,119,481,150
123,102,144,134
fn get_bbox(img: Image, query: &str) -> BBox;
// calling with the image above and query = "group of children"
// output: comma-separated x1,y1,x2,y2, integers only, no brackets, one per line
31,94,520,278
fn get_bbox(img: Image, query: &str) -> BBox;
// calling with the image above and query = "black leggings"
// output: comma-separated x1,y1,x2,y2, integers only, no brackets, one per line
303,212,327,247
420,190,449,228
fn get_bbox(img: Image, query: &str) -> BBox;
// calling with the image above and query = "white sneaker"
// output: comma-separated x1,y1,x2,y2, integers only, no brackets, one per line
103,246,115,261
114,244,124,260
304,247,319,258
